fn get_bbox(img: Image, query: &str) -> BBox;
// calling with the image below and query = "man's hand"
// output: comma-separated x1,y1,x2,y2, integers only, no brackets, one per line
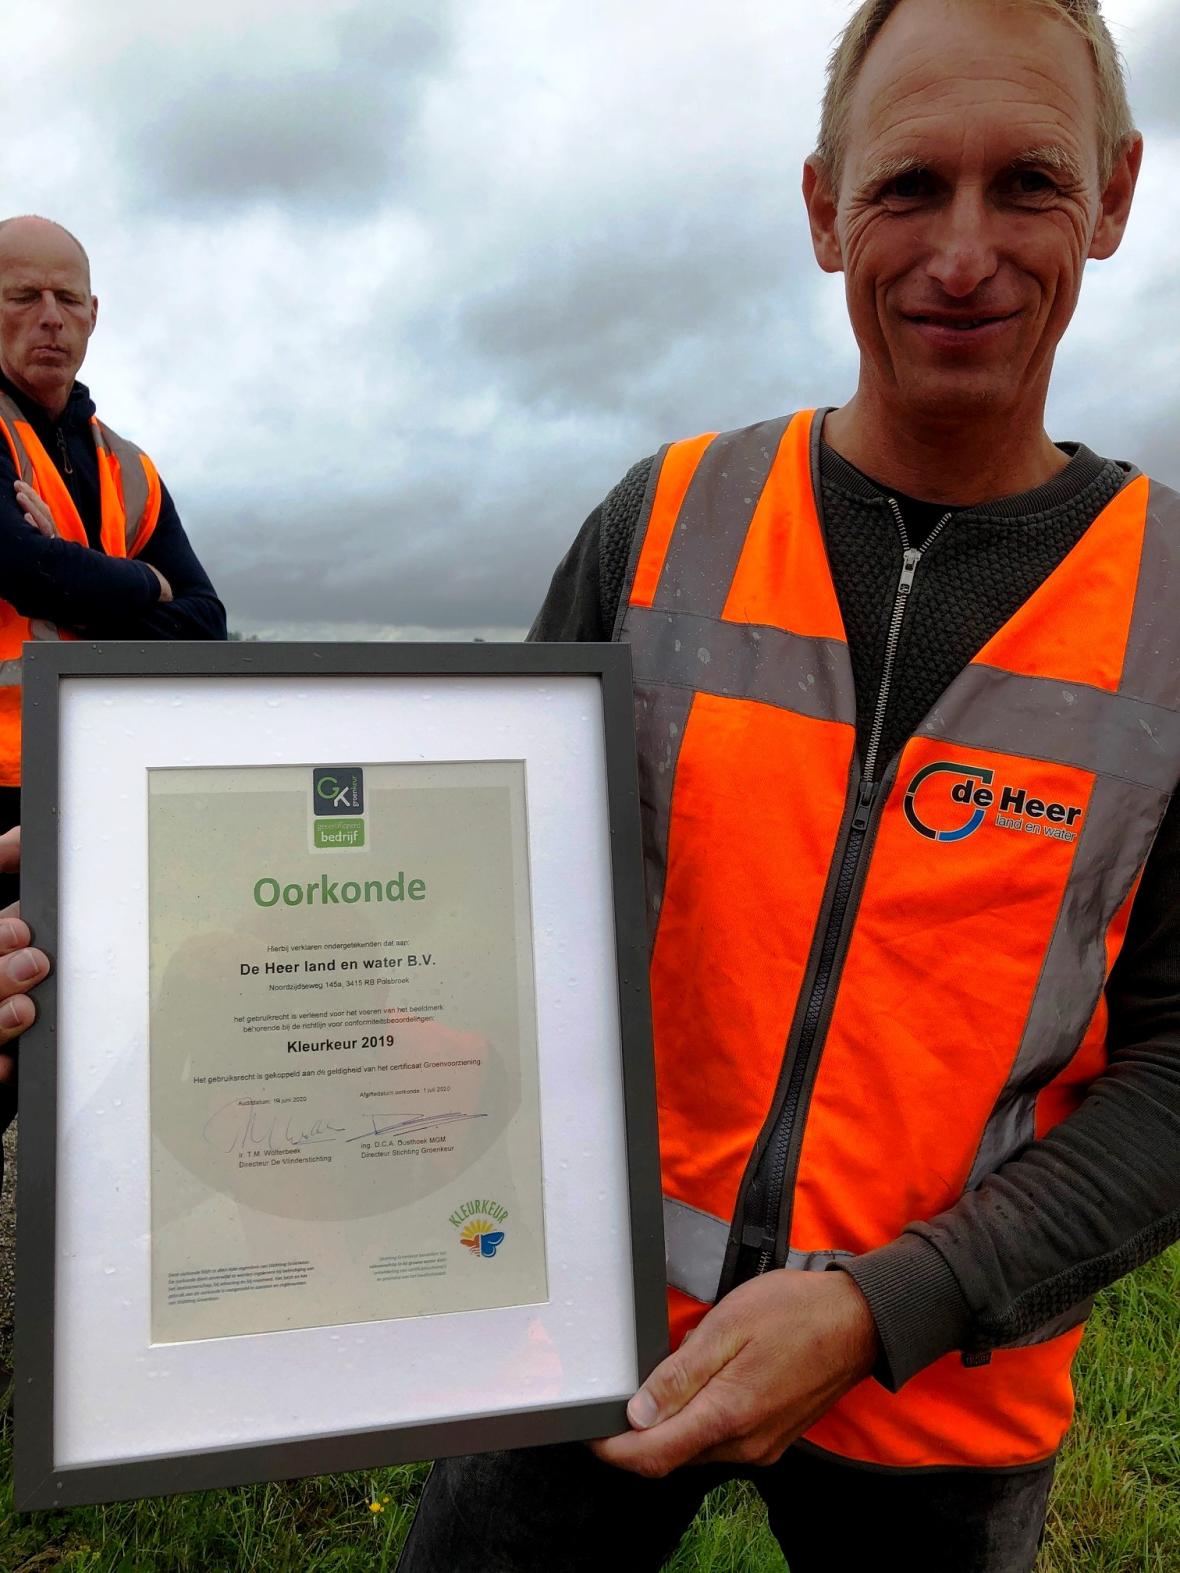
14,480,58,538
0,828,51,1086
590,1268,879,1478
11,481,173,604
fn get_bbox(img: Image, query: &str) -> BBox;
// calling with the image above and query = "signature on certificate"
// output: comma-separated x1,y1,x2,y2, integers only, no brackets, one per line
202,1102,488,1154
344,1111,488,1142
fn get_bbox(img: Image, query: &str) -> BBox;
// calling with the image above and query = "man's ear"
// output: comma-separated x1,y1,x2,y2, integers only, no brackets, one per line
803,156,843,274
1089,133,1143,261
88,295,98,337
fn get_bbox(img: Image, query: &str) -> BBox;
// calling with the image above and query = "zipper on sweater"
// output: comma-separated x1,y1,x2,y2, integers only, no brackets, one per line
55,427,73,475
749,499,954,1274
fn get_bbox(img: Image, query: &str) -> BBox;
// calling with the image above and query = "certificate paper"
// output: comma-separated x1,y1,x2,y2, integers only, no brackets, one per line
148,760,546,1344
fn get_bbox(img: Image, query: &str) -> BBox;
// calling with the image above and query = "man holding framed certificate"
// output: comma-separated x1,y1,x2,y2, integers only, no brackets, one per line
400,2,1180,1570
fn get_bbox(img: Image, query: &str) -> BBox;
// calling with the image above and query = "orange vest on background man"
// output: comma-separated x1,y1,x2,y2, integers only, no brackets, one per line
0,389,162,785
618,408,1180,1470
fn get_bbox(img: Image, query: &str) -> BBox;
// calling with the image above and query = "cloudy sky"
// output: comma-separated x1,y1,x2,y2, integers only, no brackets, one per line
6,0,1177,639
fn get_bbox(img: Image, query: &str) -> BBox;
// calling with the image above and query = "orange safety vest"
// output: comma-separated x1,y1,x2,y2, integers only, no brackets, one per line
0,390,162,785
618,408,1180,1469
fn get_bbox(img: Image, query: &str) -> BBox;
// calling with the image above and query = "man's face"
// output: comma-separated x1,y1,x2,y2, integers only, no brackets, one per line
813,0,1125,422
0,222,97,416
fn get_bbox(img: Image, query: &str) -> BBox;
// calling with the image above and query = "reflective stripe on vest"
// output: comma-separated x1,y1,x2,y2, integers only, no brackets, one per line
664,1196,850,1303
619,409,1180,1469
0,392,163,784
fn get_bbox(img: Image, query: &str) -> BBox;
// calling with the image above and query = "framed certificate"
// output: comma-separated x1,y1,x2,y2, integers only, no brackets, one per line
13,643,666,1509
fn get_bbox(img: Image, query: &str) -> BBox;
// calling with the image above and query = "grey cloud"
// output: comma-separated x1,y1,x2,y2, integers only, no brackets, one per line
108,3,451,212
188,187,856,635
1107,401,1180,489
1126,13,1180,135
448,192,840,443
197,462,605,633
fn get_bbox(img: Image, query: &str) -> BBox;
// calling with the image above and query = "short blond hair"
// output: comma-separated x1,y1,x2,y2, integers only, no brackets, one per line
816,0,1135,189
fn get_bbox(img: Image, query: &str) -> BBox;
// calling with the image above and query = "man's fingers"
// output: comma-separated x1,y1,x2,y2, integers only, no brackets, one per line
626,1313,743,1430
0,911,48,1054
3,946,43,980
0,944,49,1054
587,1308,751,1476
0,917,30,952
0,946,48,995
0,990,35,1055
14,483,56,537
590,1384,736,1477
0,825,20,875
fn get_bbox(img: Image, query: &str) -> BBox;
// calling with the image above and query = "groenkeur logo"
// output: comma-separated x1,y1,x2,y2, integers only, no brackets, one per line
311,766,366,850
313,767,364,815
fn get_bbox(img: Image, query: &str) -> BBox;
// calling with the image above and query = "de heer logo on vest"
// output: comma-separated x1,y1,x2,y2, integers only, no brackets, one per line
903,762,1086,845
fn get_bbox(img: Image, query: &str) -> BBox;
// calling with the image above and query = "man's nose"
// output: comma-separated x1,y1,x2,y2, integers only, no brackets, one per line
924,188,999,297
37,291,65,329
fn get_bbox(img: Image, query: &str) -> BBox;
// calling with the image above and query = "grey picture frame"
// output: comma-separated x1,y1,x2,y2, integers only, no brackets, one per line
13,640,667,1510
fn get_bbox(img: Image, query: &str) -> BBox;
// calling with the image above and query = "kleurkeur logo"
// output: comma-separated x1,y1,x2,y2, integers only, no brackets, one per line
904,761,1085,845
450,1198,508,1259
459,1220,506,1259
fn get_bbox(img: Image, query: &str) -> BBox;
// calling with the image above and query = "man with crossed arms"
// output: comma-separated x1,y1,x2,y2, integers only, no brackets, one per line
0,217,224,1197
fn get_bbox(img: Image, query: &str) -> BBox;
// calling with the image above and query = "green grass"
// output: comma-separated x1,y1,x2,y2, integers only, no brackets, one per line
1037,1248,1179,1573
2,1247,1176,1571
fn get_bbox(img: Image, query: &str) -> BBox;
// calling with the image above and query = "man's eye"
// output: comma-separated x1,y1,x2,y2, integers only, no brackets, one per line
1011,170,1056,196
883,172,932,201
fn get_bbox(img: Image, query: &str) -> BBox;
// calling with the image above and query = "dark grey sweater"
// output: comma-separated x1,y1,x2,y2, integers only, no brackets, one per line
530,435,1180,1394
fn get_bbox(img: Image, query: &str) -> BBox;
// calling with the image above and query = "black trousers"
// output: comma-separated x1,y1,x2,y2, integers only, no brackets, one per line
397,1440,1055,1573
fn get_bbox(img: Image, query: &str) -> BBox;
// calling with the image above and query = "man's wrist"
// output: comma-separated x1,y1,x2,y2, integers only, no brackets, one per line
832,1234,973,1391
828,1267,882,1383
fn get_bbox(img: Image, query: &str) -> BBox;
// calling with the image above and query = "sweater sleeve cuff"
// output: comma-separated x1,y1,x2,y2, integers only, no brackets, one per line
834,1233,974,1392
